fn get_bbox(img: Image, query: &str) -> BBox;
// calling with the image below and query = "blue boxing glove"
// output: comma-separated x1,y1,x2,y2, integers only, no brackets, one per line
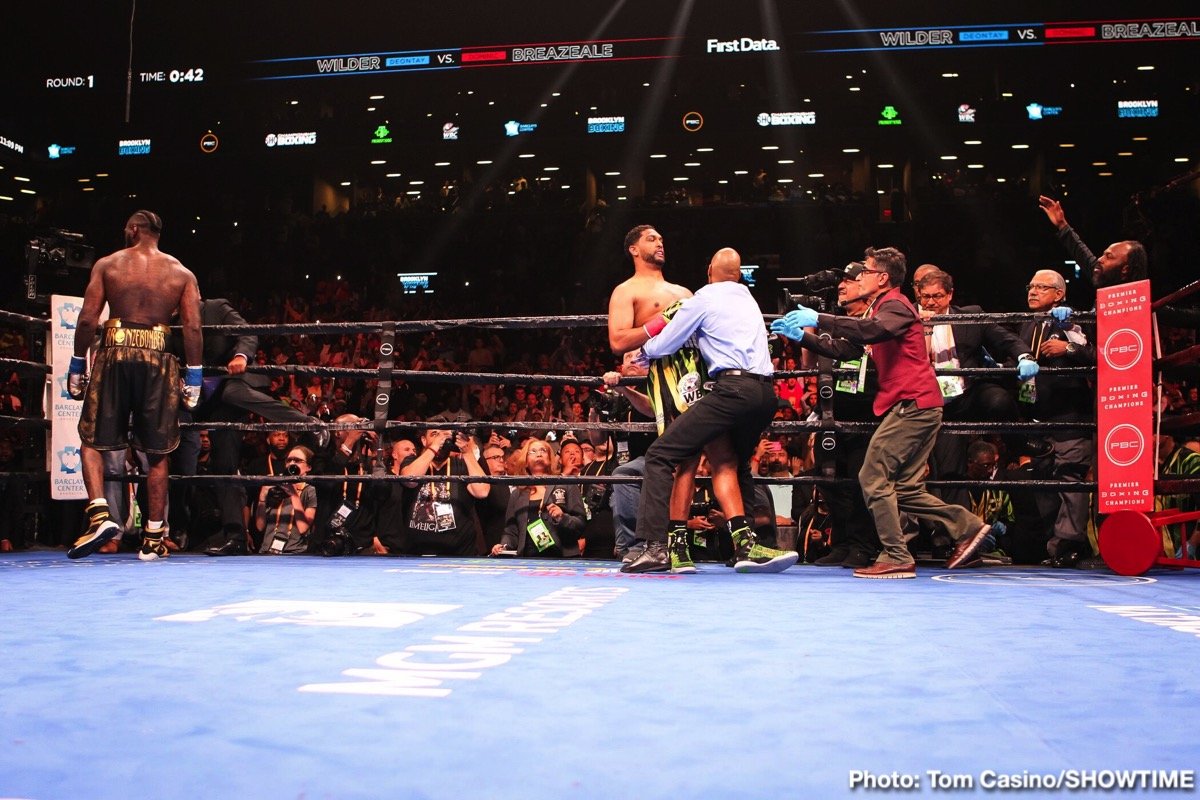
768,306,820,341
1017,357,1039,381
67,355,88,400
182,365,203,410
991,520,1007,537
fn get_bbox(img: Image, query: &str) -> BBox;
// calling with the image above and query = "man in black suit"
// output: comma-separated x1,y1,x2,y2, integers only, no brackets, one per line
172,298,323,554
916,270,1039,508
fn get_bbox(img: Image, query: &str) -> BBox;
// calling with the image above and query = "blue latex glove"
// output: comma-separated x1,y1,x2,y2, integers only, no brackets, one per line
768,316,804,342
182,365,204,410
1049,305,1073,329
768,306,819,341
1017,357,1039,381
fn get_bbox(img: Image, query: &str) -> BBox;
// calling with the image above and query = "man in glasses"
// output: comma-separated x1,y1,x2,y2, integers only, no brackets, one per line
772,246,992,578
477,441,512,554
780,262,883,568
1017,269,1096,568
914,268,1035,508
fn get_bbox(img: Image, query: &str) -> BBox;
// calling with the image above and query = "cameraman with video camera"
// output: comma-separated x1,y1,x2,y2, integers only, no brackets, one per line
254,446,317,554
777,262,883,568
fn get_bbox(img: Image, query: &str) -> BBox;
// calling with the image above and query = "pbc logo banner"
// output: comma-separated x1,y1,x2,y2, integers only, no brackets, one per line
1095,280,1153,512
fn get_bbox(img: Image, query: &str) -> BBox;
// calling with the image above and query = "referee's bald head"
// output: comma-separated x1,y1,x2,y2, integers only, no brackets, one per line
708,247,742,283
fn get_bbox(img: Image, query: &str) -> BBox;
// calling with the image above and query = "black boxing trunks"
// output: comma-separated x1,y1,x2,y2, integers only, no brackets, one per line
78,319,181,454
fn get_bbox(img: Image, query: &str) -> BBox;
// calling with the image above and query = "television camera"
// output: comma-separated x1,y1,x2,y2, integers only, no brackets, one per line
775,263,864,315
25,229,95,305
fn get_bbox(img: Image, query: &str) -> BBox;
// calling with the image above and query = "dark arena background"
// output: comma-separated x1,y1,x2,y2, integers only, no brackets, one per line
1,2,1200,798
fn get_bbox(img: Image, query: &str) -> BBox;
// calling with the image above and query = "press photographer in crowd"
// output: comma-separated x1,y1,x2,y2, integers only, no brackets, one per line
476,434,514,554
310,413,381,555
398,419,490,555
254,445,317,554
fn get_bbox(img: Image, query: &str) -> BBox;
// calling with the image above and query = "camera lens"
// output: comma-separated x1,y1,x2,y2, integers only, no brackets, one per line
285,463,301,477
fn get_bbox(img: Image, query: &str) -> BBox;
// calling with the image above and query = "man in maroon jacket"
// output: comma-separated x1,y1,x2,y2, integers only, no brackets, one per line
771,247,991,578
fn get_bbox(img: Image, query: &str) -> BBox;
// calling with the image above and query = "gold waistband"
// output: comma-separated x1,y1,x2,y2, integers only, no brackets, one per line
101,319,170,351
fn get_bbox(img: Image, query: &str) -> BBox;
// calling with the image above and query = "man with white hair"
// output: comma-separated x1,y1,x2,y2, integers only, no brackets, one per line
1018,269,1096,567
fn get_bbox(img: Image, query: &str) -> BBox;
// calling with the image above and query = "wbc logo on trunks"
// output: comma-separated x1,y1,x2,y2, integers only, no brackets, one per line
1104,423,1145,468
1102,328,1142,371
679,372,702,406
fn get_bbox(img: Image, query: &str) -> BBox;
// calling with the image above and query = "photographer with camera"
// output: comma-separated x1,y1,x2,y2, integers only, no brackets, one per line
254,446,317,554
578,436,617,558
310,413,384,556
398,419,490,555
477,436,514,554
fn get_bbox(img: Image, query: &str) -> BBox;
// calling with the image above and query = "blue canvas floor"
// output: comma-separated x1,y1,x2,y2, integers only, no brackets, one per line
3,550,1199,799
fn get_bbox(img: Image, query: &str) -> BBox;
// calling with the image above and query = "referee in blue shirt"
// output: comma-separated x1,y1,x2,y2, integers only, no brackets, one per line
623,248,798,574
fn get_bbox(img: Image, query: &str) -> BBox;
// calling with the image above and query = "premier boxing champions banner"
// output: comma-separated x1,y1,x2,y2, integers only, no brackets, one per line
1095,279,1154,513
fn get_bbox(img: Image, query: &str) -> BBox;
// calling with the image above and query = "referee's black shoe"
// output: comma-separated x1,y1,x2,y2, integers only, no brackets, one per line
620,541,670,573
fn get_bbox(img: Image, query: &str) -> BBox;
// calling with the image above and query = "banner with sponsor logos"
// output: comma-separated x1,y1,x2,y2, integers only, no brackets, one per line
1095,279,1154,513
47,294,87,500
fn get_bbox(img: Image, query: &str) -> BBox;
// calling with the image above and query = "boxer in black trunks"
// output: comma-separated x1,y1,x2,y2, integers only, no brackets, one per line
67,210,203,561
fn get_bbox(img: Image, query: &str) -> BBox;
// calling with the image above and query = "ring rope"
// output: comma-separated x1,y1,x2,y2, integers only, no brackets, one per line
178,418,1096,434
0,356,1113,383
196,313,609,338
1151,279,1200,310
1157,346,1200,371
107,471,1122,495
0,415,50,429
182,309,1094,339
0,357,51,374
0,310,49,327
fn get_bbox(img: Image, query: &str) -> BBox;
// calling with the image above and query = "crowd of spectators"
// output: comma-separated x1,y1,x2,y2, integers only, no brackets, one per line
0,198,1197,561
